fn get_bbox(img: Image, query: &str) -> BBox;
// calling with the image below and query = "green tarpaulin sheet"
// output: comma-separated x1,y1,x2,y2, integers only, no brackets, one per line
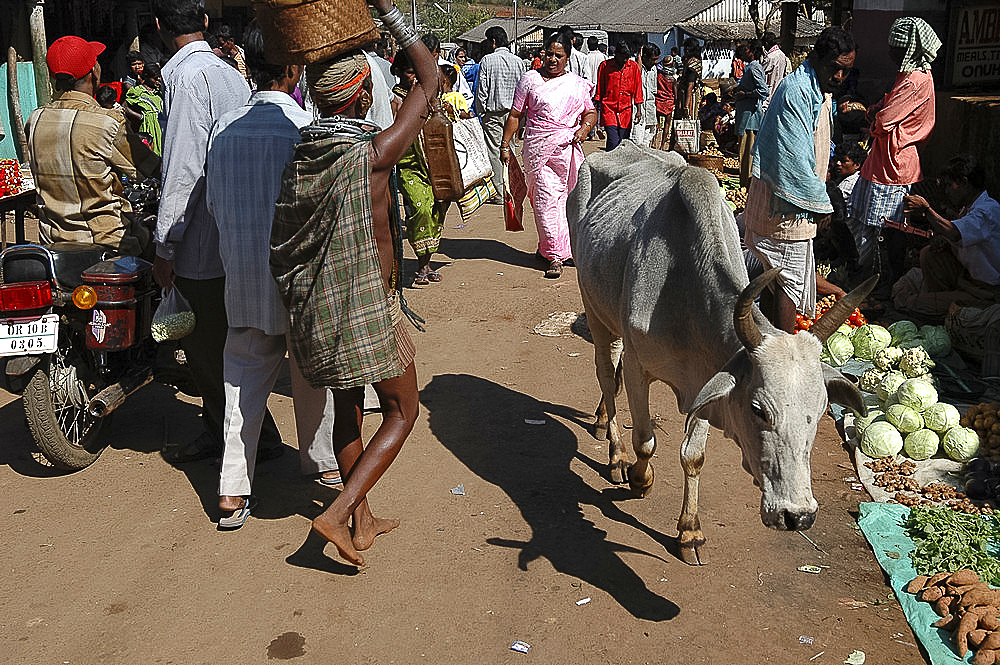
857,501,974,664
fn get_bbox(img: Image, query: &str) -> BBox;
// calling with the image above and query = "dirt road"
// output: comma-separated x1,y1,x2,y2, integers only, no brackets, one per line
1,194,919,664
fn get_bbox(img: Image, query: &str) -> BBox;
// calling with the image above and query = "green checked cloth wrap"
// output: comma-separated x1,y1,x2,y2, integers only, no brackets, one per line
271,120,405,389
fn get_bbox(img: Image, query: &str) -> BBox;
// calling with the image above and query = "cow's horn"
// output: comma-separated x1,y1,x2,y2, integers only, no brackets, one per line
810,274,879,343
734,268,781,351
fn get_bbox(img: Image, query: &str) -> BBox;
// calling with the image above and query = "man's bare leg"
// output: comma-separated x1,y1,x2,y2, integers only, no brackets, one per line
776,289,798,333
311,363,419,565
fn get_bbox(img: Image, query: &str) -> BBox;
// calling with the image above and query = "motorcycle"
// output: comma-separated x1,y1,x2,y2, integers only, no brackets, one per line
0,178,164,470
0,242,159,469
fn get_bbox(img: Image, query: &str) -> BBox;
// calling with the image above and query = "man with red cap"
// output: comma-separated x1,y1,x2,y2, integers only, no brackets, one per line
26,35,157,255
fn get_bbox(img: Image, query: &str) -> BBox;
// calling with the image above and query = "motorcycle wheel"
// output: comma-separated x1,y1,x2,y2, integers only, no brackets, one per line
23,343,111,471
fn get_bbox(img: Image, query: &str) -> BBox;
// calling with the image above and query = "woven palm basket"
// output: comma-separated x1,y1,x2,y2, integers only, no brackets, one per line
253,0,379,64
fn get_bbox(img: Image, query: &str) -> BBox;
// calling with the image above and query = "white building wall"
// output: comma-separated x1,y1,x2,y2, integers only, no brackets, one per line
689,0,773,22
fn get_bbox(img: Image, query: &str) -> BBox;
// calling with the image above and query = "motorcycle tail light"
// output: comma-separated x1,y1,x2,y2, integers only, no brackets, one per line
0,281,53,312
72,285,98,309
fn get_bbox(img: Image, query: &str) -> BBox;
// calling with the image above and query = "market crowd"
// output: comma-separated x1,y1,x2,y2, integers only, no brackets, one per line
19,0,999,566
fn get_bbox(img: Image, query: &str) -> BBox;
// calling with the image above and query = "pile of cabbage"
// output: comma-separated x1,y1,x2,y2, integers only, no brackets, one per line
821,320,951,369
840,320,977,461
854,373,978,463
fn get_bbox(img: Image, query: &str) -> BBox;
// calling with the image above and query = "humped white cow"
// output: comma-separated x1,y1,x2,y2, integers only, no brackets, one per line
568,143,874,565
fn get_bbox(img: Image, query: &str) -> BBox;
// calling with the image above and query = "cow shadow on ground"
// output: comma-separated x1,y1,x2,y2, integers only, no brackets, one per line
438,237,541,271
422,373,681,621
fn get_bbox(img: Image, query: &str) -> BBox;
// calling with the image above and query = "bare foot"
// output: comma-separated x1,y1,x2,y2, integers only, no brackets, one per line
352,515,399,551
312,515,365,566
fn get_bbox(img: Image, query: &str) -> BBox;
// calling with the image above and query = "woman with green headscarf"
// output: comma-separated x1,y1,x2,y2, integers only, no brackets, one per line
848,16,941,295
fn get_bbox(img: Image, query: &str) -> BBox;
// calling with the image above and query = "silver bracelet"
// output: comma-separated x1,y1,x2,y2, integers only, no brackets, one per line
379,7,419,50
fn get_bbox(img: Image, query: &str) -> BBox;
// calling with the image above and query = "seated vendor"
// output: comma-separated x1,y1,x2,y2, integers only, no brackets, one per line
894,155,1000,317
26,36,157,256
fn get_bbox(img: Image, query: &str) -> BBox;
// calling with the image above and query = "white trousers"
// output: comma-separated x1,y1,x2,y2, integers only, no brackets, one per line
219,327,381,496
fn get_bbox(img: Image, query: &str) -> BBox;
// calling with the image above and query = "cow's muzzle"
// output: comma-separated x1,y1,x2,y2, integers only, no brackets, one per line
762,508,816,531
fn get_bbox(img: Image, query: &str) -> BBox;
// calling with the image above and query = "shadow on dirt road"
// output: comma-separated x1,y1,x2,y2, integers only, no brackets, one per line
422,373,681,622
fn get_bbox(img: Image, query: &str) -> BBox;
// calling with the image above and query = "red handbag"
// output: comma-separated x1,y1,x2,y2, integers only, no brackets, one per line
503,158,527,232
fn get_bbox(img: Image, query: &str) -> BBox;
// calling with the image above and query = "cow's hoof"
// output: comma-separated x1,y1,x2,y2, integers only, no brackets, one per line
595,422,608,442
679,544,707,566
627,463,654,497
609,459,628,484
678,529,706,565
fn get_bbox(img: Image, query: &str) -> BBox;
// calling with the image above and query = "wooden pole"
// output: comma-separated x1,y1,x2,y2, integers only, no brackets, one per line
779,1,798,56
27,0,50,106
513,0,518,54
7,47,29,162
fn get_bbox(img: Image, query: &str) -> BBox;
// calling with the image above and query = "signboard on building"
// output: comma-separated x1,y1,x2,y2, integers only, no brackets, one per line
949,0,1000,86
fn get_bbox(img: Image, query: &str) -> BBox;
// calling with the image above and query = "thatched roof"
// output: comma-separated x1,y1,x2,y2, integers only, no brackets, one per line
679,15,824,42
533,0,721,33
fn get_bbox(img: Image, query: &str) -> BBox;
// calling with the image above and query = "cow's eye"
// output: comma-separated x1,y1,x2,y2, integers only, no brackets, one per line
750,402,770,425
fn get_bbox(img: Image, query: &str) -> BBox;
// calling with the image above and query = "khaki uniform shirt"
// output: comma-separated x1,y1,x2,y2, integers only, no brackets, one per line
26,90,155,255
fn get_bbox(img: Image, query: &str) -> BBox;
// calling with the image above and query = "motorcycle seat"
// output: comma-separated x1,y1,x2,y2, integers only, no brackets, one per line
48,243,114,288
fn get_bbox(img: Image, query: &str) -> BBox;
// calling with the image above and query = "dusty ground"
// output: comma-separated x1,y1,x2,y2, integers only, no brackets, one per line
0,178,922,664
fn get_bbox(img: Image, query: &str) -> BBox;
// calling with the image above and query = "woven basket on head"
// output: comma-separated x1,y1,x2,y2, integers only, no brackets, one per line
253,0,379,65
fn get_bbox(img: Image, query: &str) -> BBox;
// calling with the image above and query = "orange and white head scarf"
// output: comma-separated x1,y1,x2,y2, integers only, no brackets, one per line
307,51,371,115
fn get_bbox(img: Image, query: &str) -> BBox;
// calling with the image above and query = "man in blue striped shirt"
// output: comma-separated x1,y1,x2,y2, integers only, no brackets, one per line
206,27,343,529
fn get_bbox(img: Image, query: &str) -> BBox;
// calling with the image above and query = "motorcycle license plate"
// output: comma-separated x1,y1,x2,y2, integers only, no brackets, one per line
0,314,59,356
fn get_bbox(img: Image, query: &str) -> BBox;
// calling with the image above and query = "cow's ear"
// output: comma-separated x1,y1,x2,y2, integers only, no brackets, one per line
823,363,866,416
685,352,751,434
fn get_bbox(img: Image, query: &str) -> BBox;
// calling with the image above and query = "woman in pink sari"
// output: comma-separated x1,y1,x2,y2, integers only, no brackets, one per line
500,30,597,278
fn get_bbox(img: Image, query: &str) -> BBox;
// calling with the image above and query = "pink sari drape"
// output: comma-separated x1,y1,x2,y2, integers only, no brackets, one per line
512,70,595,261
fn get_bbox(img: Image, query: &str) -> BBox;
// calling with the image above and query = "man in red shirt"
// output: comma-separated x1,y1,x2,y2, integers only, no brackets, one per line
594,40,643,151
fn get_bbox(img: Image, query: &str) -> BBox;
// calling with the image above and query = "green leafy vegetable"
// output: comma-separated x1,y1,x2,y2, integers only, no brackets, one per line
903,506,1000,585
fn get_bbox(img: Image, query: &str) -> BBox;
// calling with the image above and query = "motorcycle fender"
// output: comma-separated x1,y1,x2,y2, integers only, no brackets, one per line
0,355,41,395
5,355,41,376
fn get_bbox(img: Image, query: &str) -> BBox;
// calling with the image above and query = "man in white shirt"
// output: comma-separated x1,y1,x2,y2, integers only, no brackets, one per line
900,157,1000,317
633,43,660,147
362,50,394,130
761,31,790,111
585,36,605,84
585,37,607,139
153,0,278,465
565,29,587,78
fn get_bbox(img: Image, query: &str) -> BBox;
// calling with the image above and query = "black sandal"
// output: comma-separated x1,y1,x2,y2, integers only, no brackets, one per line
544,260,563,279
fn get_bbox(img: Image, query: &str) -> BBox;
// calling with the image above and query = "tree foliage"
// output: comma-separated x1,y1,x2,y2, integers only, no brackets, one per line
414,1,492,42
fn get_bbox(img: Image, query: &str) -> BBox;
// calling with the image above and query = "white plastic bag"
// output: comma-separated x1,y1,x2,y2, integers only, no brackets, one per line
151,288,196,342
672,118,700,155
452,117,493,189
